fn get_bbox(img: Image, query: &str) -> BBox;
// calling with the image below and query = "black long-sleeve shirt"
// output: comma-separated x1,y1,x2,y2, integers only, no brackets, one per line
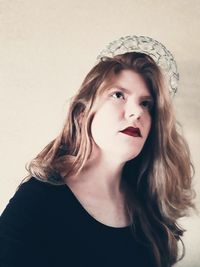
0,177,154,267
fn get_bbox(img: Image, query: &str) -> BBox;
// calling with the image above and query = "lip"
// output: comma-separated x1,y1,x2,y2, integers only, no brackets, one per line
120,127,142,137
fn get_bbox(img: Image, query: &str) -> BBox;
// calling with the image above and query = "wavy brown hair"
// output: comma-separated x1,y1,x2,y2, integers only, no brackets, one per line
26,53,195,267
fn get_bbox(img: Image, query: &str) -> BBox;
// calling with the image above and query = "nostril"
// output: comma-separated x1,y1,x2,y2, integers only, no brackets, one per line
129,113,134,118
127,112,141,121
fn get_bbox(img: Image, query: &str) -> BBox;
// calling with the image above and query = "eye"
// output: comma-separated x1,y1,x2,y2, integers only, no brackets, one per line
140,100,153,110
111,91,125,100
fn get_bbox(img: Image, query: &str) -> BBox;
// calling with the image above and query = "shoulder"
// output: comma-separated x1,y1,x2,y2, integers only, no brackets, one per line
0,177,77,244
1,177,73,222
0,178,46,222
16,176,60,199
6,177,55,210
0,177,70,266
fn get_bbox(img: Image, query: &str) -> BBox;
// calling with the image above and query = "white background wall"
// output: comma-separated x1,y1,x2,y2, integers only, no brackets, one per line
0,1,199,266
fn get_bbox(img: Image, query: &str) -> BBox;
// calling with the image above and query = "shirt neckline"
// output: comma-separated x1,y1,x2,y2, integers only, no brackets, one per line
61,182,131,231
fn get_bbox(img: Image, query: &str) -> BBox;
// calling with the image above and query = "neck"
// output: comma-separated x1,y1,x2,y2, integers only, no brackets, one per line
67,149,126,198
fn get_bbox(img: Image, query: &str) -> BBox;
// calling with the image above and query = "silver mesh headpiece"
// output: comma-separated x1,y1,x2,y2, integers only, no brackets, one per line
97,35,179,96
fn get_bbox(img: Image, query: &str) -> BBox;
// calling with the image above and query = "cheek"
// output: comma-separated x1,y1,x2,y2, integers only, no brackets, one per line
145,114,152,135
141,112,152,137
91,104,121,143
91,115,110,149
92,103,121,127
91,112,109,140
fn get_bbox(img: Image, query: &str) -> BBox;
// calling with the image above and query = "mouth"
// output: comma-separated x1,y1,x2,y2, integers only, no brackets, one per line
120,127,142,137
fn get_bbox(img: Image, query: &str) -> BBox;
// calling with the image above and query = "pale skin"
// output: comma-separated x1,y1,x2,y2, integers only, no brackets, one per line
66,70,153,227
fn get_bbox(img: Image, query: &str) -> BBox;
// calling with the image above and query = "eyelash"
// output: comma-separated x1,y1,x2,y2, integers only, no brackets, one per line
111,91,125,100
110,91,153,110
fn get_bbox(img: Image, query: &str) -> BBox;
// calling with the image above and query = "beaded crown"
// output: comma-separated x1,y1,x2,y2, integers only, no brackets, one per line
97,35,179,96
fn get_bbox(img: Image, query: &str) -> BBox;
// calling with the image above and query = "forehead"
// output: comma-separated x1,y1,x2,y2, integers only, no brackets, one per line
101,69,151,96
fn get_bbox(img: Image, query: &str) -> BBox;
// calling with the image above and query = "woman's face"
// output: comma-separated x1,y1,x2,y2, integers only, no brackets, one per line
91,69,153,163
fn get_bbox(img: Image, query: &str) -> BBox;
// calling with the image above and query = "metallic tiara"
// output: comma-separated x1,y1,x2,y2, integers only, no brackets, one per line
97,35,179,96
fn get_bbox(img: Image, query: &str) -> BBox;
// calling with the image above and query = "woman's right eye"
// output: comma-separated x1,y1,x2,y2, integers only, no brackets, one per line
110,91,125,100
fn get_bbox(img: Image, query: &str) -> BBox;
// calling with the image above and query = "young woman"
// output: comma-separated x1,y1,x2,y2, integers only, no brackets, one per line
0,36,195,267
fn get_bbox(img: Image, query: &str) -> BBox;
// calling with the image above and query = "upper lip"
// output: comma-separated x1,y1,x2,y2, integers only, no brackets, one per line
120,126,142,137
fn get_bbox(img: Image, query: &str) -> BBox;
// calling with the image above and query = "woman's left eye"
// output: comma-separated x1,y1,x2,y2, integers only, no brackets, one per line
140,100,153,109
111,91,125,100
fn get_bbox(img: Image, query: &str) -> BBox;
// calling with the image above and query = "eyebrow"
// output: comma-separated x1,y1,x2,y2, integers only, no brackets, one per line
108,85,153,100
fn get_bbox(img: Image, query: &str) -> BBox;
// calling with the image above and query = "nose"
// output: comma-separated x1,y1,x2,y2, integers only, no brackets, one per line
125,102,143,122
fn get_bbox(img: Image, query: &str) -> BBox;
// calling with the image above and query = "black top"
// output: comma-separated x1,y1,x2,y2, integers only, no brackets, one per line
0,177,155,267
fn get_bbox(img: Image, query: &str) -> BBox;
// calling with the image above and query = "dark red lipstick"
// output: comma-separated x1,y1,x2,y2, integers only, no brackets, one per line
120,127,142,137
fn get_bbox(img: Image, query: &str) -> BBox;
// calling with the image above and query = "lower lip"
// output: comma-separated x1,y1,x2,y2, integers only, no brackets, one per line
120,131,141,137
